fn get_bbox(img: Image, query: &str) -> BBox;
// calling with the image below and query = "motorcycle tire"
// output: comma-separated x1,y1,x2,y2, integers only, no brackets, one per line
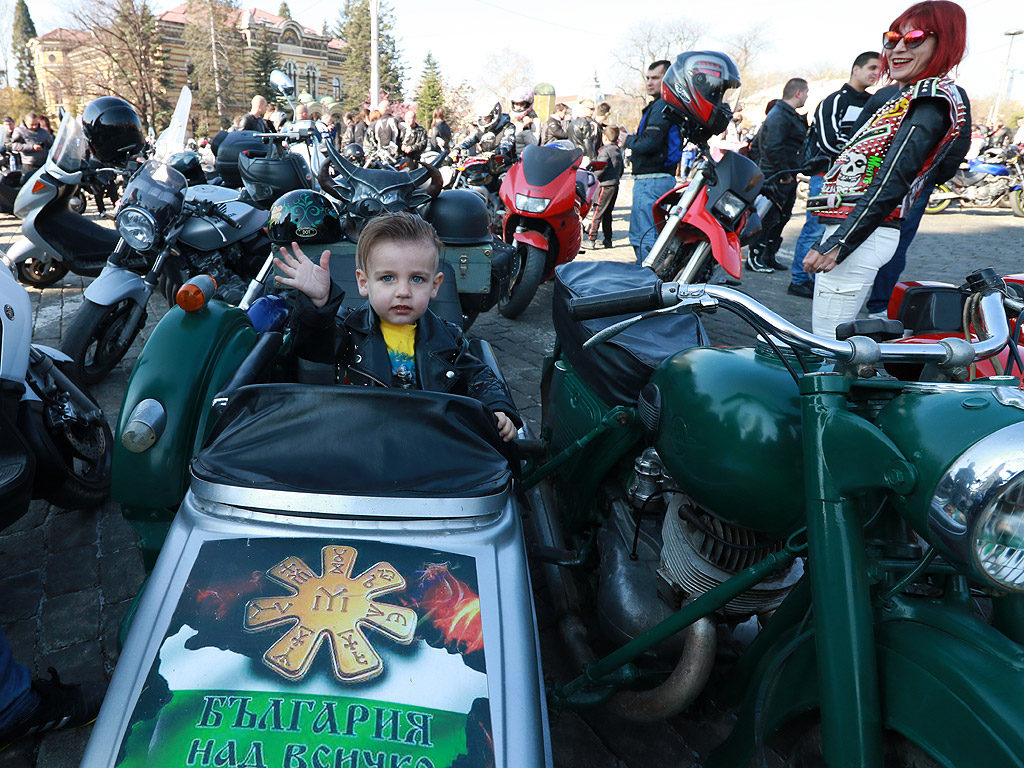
1011,189,1024,218
61,298,147,385
498,243,546,320
26,362,112,510
68,191,87,215
924,184,952,214
17,257,69,288
783,723,940,768
657,241,716,284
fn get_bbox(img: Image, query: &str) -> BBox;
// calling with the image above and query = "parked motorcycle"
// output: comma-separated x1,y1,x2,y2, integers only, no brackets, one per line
449,148,512,234
925,146,1024,216
2,105,142,287
495,140,601,318
60,87,271,384
520,258,1024,765
0,254,112,525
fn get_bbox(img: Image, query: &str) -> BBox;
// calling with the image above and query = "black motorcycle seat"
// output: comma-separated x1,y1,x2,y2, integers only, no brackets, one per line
37,190,120,264
193,384,513,498
553,261,707,406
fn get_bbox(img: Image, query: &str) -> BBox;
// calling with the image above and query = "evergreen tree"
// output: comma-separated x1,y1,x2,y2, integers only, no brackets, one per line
12,0,38,104
248,30,281,102
415,52,443,127
278,2,291,19
334,0,404,113
183,0,248,129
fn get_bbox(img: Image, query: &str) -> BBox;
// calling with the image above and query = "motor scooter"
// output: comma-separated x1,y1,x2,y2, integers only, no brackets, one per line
520,259,1024,766
79,243,550,767
0,250,112,523
2,113,129,287
494,141,601,319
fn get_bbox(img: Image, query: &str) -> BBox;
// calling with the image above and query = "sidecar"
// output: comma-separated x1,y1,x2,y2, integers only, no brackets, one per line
84,384,550,767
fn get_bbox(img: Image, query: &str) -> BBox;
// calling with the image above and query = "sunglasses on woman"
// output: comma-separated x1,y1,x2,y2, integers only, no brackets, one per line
882,30,934,49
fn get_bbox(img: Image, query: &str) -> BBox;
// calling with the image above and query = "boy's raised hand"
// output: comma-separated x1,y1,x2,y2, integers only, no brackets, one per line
495,411,516,442
274,242,332,307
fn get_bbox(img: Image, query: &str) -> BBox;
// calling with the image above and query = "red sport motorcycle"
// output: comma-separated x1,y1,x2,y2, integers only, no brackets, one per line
496,140,601,318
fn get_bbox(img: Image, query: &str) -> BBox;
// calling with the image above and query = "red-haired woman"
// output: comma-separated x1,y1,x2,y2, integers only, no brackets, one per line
803,0,969,338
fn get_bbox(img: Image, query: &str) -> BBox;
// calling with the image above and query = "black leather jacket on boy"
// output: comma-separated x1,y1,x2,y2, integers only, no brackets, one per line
293,288,522,425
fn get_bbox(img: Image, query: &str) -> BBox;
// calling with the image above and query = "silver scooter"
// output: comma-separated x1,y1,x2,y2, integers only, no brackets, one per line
2,111,124,287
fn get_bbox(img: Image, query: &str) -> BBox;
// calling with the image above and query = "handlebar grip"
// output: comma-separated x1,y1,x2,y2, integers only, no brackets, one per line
569,283,666,321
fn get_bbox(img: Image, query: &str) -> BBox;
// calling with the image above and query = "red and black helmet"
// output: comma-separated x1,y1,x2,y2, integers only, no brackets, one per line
661,51,741,140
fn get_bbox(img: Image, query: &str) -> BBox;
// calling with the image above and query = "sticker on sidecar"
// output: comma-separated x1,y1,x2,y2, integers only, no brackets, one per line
115,538,493,768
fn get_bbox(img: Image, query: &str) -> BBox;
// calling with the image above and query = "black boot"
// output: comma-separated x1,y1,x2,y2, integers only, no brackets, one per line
0,668,107,749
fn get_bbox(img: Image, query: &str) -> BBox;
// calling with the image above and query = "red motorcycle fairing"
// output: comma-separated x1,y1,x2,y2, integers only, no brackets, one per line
654,184,744,279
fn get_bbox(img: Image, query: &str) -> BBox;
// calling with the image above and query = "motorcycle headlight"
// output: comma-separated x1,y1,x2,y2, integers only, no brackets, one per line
116,207,157,251
929,421,1024,591
516,193,550,213
712,191,746,224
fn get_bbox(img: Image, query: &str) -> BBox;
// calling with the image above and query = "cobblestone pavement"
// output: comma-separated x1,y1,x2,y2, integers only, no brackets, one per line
0,181,1022,766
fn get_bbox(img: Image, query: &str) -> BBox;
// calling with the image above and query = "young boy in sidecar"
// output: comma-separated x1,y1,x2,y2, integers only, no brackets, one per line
274,209,521,441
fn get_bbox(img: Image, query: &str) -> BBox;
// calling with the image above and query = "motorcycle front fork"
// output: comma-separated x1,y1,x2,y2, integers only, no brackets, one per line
800,372,884,768
642,162,707,274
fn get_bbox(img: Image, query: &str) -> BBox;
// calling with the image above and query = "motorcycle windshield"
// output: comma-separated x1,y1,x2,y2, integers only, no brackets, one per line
520,143,582,188
153,86,192,163
192,385,514,498
120,160,187,221
50,111,89,174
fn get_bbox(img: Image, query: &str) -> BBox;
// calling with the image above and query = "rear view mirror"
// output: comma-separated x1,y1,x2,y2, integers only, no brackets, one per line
270,70,295,97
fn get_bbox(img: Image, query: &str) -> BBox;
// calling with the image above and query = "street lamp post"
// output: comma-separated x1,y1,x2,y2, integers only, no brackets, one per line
991,28,1023,126
369,0,380,109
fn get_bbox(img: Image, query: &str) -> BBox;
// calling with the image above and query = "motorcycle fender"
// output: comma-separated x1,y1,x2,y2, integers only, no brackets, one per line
3,236,51,267
680,203,743,279
708,599,1024,767
30,344,73,364
83,266,151,307
113,301,258,544
513,230,549,251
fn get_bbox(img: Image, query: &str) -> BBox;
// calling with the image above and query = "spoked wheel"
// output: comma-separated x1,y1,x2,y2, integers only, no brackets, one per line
498,243,546,319
924,184,953,214
1011,189,1024,218
28,362,112,509
17,257,68,287
61,298,146,385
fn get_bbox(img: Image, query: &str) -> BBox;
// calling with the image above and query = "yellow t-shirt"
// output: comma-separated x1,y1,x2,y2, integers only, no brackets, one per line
379,320,417,387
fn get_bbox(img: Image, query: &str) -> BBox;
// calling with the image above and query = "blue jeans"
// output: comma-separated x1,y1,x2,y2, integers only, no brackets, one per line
629,174,677,264
866,187,931,314
0,629,34,730
791,174,825,286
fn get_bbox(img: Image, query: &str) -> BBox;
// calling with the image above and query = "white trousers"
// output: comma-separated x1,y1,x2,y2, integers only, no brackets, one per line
811,225,901,339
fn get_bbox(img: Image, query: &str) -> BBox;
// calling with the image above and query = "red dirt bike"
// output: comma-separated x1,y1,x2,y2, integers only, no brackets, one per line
496,141,602,318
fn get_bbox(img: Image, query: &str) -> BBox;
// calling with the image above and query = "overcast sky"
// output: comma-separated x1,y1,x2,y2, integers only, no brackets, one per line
32,0,1024,108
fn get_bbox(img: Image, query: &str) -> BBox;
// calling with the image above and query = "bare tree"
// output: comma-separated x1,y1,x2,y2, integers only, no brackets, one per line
477,47,533,108
64,0,171,130
725,24,770,76
611,18,707,111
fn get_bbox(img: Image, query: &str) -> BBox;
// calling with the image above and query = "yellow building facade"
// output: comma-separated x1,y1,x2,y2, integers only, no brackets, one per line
30,5,345,122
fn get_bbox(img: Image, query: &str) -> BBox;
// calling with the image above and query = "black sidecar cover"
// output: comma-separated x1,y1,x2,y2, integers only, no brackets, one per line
553,261,708,406
192,384,513,498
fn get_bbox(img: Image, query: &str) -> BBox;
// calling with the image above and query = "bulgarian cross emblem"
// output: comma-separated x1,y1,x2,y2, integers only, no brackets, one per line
244,545,417,683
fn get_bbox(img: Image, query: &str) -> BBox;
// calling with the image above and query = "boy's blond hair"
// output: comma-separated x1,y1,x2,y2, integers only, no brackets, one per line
355,212,443,273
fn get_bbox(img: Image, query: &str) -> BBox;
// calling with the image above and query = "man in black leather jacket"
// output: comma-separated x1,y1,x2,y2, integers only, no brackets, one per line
541,103,569,144
747,78,809,272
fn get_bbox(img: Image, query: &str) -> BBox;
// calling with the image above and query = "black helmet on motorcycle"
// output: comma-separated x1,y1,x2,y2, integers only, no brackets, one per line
424,189,491,245
341,142,365,165
268,189,342,244
167,151,206,185
474,100,502,134
661,51,741,142
82,96,146,165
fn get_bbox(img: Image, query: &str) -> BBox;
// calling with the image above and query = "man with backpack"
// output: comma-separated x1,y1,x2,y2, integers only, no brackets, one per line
746,78,809,274
625,60,681,264
787,52,879,297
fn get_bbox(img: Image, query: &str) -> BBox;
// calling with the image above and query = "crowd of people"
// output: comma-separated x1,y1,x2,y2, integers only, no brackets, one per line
1,111,56,175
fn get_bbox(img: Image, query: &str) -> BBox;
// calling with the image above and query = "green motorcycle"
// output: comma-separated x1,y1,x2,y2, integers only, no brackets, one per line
523,260,1024,767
